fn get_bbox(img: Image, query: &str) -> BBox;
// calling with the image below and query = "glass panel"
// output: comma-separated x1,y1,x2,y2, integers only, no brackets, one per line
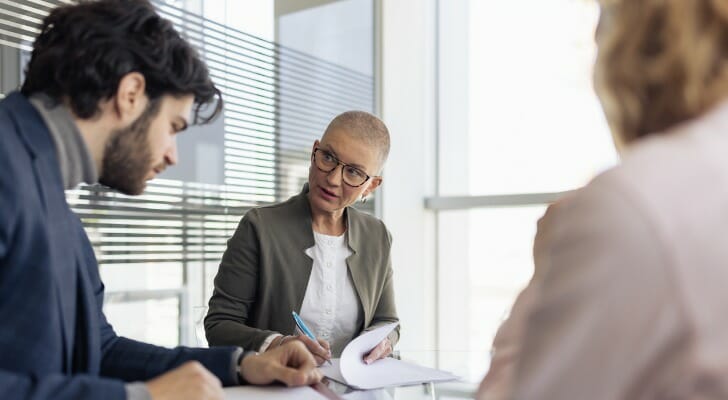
438,0,617,196
277,0,373,75
202,0,274,41
100,263,183,292
438,206,546,382
105,298,180,347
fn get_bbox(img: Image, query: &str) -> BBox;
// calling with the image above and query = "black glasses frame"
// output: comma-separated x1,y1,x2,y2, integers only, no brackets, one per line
311,148,372,187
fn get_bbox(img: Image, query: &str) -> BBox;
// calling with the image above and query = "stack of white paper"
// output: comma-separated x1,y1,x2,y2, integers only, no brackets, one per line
320,322,459,390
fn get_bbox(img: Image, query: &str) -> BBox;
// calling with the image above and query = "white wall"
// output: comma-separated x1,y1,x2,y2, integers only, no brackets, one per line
379,0,437,361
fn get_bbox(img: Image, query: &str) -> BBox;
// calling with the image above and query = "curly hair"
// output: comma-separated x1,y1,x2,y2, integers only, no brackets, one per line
594,0,728,145
20,0,222,124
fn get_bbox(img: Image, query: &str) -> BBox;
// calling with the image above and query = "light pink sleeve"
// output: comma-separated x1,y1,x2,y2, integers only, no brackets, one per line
509,175,685,400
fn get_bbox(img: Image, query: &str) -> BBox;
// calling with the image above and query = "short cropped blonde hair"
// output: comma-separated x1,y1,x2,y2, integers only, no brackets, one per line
323,111,390,170
594,0,728,145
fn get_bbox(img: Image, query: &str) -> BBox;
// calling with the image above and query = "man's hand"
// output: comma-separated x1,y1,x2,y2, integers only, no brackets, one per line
363,338,392,364
146,361,224,400
242,340,323,386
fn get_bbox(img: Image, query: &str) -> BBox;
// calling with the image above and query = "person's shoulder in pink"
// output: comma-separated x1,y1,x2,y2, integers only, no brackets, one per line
477,0,728,398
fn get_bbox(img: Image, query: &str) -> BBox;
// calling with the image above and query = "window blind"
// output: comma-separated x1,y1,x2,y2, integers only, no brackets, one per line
0,0,375,269
0,0,376,345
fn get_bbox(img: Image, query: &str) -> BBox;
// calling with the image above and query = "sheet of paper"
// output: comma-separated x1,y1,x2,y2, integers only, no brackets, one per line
224,385,326,399
320,322,459,389
341,389,394,400
319,358,346,384
343,357,458,389
339,322,399,379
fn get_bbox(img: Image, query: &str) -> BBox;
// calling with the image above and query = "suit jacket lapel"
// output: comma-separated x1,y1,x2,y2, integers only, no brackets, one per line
8,93,78,371
344,208,372,326
41,158,78,372
288,186,316,332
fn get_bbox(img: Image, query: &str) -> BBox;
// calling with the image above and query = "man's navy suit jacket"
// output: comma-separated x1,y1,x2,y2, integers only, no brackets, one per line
0,92,238,399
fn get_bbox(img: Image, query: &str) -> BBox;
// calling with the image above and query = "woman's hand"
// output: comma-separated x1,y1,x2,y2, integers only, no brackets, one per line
268,335,332,366
295,335,332,366
363,338,392,364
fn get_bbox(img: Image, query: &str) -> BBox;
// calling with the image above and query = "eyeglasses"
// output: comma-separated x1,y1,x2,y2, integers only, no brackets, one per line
311,148,372,187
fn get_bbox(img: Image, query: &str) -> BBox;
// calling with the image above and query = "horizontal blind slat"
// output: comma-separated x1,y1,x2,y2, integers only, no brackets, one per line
0,0,376,269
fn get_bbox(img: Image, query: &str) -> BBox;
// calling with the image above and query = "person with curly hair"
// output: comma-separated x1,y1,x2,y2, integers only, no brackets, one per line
478,1,728,398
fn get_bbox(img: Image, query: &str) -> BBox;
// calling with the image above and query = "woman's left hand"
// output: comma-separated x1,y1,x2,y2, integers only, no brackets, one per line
363,338,392,364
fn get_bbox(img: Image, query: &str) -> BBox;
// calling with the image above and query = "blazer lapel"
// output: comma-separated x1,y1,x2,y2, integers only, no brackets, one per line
288,186,316,330
344,208,372,326
287,185,371,328
9,93,78,371
40,158,78,372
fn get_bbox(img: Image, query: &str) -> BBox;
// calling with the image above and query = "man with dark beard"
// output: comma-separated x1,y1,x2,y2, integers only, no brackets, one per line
0,1,321,400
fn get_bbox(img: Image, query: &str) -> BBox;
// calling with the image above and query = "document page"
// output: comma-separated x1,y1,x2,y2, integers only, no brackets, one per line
320,358,346,383
224,385,326,399
320,322,458,389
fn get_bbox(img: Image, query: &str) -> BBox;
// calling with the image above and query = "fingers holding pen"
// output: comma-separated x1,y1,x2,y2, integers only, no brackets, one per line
296,334,332,365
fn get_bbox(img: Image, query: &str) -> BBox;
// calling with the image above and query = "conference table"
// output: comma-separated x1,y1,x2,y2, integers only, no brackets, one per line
224,350,487,400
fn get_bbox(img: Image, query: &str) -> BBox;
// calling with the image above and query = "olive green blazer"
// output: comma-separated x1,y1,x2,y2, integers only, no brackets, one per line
204,184,400,352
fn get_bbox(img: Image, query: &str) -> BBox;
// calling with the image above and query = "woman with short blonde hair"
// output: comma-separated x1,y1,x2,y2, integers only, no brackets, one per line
479,1,728,398
205,111,399,365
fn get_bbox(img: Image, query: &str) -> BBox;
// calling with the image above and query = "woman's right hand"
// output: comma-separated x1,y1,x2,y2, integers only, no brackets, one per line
269,335,331,365
296,335,331,366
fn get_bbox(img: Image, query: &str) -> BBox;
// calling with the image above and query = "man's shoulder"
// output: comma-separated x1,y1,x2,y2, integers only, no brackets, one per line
0,91,37,121
0,96,28,179
0,92,45,155
0,93,58,214
0,95,43,249
0,95,19,140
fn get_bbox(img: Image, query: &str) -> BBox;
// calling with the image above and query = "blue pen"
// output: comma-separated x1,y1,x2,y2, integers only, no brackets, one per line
292,311,332,365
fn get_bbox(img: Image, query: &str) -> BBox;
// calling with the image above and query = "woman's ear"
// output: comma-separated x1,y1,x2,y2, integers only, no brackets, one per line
362,176,383,198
